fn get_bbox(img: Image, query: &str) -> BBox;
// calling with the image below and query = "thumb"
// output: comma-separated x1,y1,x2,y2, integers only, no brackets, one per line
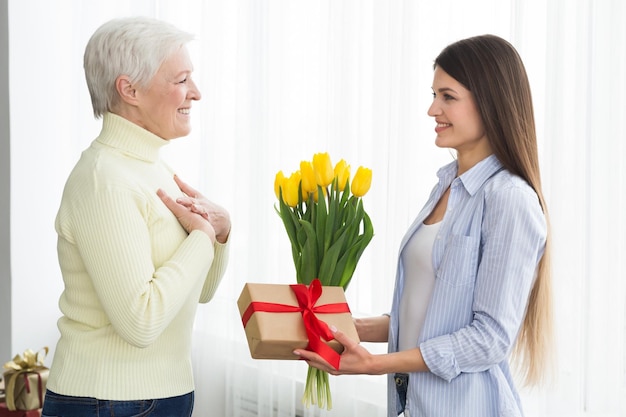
158,188,185,217
330,325,358,349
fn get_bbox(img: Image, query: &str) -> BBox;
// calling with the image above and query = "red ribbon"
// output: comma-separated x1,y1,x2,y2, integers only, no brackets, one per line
241,278,350,370
17,371,44,410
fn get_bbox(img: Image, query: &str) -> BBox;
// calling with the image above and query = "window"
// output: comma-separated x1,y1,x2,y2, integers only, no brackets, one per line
7,1,625,416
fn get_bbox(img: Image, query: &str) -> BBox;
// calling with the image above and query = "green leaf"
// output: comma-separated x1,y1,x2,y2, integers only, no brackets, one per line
338,209,374,288
298,219,319,284
277,195,297,245
324,183,339,254
318,231,348,285
276,193,304,268
275,167,373,297
315,185,328,269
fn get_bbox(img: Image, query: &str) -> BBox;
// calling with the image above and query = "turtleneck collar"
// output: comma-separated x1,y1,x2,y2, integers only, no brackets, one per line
96,112,169,162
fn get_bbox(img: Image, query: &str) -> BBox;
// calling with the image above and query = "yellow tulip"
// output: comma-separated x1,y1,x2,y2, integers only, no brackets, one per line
312,184,328,203
274,154,375,410
284,171,301,207
312,152,334,187
333,159,350,191
351,166,372,197
274,171,287,200
300,160,317,196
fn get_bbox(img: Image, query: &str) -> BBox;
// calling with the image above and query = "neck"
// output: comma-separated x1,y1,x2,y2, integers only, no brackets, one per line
455,143,493,176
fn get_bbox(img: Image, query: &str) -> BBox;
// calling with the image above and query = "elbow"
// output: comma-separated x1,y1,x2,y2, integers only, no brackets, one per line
198,293,216,304
119,329,160,348
449,317,514,374
467,317,515,365
112,320,162,348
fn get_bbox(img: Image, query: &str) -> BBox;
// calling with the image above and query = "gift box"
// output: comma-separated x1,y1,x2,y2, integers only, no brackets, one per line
2,349,48,412
2,370,47,412
0,403,41,417
237,280,359,364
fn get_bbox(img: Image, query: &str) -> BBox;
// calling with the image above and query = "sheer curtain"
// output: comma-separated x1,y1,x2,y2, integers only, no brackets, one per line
8,0,625,416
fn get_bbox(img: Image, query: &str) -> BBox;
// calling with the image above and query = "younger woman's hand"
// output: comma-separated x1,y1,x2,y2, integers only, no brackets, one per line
293,327,378,376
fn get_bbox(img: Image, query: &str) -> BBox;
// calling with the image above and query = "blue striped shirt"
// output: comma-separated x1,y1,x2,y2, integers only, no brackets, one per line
387,155,547,417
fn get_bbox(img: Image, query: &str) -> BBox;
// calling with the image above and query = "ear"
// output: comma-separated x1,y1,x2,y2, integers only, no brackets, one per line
116,75,139,106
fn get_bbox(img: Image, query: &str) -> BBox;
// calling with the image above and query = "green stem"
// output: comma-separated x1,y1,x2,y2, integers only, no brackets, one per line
302,365,332,410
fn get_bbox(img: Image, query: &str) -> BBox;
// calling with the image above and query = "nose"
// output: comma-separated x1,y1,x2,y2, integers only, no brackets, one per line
427,99,439,117
189,79,202,101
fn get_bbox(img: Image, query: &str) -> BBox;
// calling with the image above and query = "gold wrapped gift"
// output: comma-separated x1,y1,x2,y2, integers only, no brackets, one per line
2,348,48,411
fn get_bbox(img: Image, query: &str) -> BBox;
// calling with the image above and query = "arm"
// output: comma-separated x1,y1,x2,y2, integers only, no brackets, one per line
296,182,546,379
159,175,231,302
294,326,430,375
198,240,229,303
70,186,216,348
421,183,547,381
354,315,390,342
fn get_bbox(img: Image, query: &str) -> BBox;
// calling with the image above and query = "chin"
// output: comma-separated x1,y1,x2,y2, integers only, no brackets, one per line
434,136,449,149
173,126,192,139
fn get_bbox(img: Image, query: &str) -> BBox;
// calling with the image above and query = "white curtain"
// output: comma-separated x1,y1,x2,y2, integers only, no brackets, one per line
8,0,625,416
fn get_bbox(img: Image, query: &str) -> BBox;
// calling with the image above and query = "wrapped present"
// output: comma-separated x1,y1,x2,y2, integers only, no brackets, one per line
2,348,48,412
0,403,41,417
237,279,359,370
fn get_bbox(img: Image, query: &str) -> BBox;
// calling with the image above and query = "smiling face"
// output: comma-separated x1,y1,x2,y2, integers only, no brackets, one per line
131,46,201,140
427,66,492,167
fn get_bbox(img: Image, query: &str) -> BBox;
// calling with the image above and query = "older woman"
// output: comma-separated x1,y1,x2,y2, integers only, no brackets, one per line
42,17,230,417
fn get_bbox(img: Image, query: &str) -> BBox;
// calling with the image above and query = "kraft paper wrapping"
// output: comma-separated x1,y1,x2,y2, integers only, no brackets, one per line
237,282,359,361
2,348,48,411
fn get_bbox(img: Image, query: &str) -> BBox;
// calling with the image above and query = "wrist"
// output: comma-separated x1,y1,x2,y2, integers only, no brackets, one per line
215,226,230,244
369,354,387,375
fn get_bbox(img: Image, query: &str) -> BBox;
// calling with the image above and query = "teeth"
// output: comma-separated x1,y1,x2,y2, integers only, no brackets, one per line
437,123,451,127
179,108,190,114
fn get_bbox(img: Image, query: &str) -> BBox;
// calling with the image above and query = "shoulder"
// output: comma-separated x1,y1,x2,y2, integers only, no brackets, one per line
68,143,147,191
484,170,540,208
482,170,546,235
60,147,150,214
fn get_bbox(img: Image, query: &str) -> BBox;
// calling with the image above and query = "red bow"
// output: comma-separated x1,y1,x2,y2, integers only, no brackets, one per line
241,279,349,369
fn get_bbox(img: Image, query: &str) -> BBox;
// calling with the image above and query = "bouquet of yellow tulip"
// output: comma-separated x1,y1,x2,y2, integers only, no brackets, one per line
274,152,374,409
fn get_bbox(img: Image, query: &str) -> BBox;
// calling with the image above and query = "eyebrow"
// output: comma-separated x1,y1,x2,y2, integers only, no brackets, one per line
432,87,459,94
168,70,192,81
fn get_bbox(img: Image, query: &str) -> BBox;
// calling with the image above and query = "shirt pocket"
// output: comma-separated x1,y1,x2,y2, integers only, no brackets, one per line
436,234,480,287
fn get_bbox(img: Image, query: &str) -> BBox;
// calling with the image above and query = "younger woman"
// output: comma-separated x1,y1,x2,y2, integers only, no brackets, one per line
295,34,553,417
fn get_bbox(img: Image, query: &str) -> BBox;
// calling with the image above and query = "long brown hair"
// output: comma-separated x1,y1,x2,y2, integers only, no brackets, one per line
435,35,553,386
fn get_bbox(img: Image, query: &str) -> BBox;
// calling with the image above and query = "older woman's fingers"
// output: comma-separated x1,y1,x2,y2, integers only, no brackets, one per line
174,174,202,199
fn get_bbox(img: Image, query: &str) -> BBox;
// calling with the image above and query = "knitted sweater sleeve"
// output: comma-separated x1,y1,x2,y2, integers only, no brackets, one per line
199,240,229,303
58,183,217,348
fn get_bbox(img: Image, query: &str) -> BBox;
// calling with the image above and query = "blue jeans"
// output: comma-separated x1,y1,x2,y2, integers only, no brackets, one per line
394,373,409,416
41,390,194,417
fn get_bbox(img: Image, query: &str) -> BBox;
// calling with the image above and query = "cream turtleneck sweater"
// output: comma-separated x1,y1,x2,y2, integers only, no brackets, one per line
47,112,229,400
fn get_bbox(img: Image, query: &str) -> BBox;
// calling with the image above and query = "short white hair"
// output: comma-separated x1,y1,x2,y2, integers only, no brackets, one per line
84,17,194,118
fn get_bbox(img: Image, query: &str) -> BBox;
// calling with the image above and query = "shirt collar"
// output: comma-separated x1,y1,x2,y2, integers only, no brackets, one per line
437,154,503,196
96,112,169,162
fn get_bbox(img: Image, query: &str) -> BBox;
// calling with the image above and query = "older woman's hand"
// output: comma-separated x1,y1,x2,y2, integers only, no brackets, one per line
171,175,231,244
157,188,216,242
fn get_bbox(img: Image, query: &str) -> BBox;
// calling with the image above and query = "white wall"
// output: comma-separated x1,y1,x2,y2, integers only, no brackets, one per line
3,0,87,364
0,0,12,365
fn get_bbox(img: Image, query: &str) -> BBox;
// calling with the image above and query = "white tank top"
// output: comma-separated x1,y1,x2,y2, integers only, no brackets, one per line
398,221,441,351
